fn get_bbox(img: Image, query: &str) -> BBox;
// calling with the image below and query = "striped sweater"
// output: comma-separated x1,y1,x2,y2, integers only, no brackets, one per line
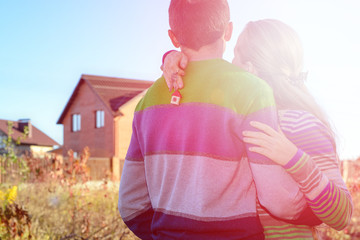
118,59,314,239
258,110,353,239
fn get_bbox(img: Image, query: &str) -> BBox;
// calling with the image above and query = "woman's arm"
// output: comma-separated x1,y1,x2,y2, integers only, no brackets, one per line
243,120,353,230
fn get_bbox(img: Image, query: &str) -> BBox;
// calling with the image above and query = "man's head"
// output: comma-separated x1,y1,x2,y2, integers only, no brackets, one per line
168,0,231,51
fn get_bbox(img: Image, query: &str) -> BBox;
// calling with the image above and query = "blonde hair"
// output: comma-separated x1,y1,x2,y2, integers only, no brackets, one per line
234,19,336,145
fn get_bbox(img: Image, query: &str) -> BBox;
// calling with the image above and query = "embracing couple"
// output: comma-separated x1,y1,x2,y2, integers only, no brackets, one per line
118,0,353,239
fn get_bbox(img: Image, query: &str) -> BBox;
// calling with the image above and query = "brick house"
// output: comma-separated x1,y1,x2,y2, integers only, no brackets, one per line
0,118,59,157
57,74,153,180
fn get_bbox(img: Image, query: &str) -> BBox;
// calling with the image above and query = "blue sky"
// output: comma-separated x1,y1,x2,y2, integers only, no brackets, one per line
1,0,359,159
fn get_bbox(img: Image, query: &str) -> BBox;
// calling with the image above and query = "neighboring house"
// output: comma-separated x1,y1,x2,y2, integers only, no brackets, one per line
57,74,153,180
0,118,59,157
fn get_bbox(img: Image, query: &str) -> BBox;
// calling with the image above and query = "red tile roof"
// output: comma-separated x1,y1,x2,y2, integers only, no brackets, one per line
0,119,59,146
57,74,153,124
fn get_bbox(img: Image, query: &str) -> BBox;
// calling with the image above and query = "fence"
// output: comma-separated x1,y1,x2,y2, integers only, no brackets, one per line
0,155,53,184
0,154,117,184
2,153,357,184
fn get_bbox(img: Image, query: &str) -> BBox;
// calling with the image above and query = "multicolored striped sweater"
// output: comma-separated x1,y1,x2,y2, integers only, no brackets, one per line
118,59,317,239
258,110,353,239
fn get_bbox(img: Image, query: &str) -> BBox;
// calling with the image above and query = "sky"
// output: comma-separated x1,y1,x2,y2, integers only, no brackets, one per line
0,0,359,160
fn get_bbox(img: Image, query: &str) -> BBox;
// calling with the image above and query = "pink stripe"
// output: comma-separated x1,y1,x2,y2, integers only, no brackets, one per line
242,106,279,164
126,125,144,161
285,125,330,140
319,188,341,218
331,200,350,229
281,114,316,124
322,204,343,226
135,104,243,160
305,147,335,156
308,182,331,206
133,103,277,161
284,149,304,169
296,141,333,152
313,185,340,216
292,136,332,148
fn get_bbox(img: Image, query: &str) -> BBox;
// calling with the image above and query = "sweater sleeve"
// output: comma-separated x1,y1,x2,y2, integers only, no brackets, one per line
284,145,353,230
238,80,308,220
118,120,154,240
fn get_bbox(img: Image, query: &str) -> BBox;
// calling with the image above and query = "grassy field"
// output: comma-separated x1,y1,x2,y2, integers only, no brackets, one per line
0,146,140,240
1,179,357,240
0,146,359,239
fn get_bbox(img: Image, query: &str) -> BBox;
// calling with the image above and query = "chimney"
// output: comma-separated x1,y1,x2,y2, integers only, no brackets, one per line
18,119,32,138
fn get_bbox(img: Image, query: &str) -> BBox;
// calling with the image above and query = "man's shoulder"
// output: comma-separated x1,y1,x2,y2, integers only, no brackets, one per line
210,61,275,113
134,76,168,112
206,59,269,87
216,65,272,95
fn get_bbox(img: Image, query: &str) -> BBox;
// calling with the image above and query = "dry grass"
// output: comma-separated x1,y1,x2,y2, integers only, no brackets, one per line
11,181,139,240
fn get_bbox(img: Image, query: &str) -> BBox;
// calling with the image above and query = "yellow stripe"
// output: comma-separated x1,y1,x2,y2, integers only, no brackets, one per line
290,128,328,143
312,185,338,214
263,224,308,230
287,153,308,173
313,186,340,217
310,182,333,208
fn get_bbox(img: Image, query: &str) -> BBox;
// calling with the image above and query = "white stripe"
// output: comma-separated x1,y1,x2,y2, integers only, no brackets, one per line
145,154,257,219
118,160,152,220
281,122,320,134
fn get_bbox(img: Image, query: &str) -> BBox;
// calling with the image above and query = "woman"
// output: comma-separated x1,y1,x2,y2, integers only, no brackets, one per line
161,19,353,239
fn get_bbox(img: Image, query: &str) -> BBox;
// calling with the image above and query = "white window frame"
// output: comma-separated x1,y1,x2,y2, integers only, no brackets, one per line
72,114,81,132
96,110,105,128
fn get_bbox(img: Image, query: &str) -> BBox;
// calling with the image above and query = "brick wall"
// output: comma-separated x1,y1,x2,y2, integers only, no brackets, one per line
62,82,114,158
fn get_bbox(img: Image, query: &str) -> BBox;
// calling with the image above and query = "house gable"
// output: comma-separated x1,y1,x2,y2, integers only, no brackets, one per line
57,74,153,124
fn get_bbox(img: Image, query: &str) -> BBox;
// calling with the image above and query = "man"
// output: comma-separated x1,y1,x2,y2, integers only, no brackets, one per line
118,0,299,239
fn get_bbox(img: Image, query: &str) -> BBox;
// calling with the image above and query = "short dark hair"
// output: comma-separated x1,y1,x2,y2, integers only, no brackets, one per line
169,0,230,50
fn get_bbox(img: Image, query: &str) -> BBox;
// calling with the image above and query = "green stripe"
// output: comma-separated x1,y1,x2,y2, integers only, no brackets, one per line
320,188,346,225
135,59,275,115
263,224,308,229
264,230,312,239
263,224,312,239
265,228,310,234
266,236,312,240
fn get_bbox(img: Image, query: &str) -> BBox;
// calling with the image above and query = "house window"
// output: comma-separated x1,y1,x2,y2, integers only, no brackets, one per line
0,135,6,149
96,110,105,128
72,114,81,132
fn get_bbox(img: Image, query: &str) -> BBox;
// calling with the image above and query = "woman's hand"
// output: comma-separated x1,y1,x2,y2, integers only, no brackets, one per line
243,121,298,166
160,50,188,92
